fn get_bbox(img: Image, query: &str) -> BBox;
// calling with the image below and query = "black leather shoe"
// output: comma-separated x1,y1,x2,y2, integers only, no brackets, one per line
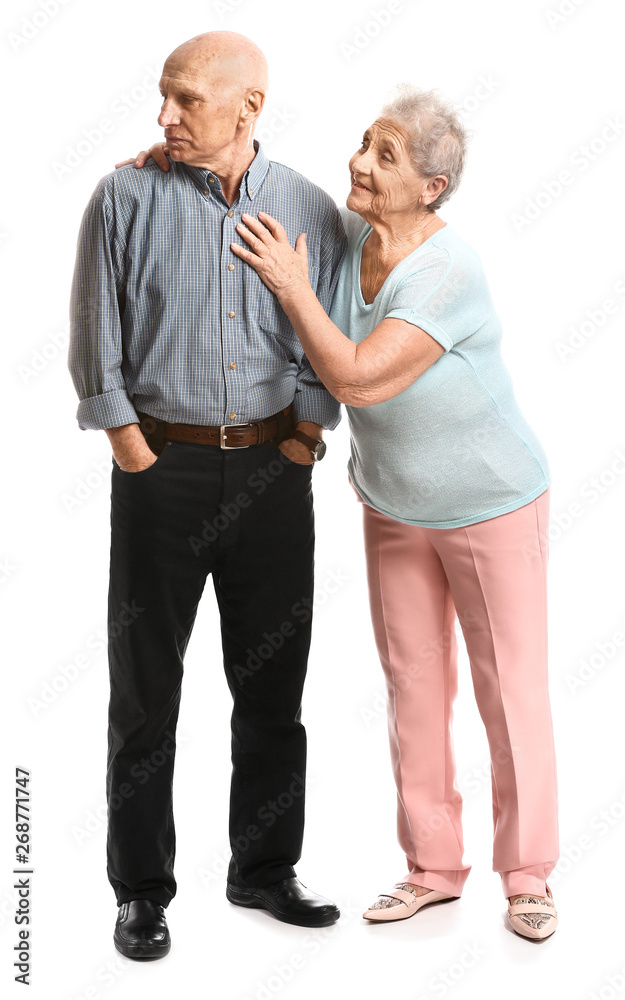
226,877,340,927
113,900,171,960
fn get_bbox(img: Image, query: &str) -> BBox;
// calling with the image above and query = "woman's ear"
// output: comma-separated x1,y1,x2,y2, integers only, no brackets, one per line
422,174,448,207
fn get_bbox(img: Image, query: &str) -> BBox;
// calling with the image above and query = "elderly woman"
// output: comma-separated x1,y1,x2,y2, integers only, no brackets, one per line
125,85,559,940
230,86,559,941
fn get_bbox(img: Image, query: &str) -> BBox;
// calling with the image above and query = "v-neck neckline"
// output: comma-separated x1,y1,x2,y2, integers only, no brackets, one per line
355,222,448,308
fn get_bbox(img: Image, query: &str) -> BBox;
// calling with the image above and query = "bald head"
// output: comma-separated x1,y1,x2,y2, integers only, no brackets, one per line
165,31,269,102
158,31,269,172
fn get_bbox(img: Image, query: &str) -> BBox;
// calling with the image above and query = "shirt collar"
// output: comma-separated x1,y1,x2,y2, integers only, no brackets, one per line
178,141,270,203
244,140,269,200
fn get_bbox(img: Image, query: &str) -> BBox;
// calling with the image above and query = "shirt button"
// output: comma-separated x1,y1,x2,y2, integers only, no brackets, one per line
229,413,237,420
228,311,235,318
249,189,254,195
229,362,237,370
203,189,208,195
228,264,235,271
209,177,215,184
227,210,234,218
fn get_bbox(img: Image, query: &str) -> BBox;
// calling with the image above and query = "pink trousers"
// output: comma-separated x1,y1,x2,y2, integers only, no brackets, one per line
360,488,559,899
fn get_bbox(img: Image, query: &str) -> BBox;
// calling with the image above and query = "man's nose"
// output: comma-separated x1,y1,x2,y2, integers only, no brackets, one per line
158,99,180,127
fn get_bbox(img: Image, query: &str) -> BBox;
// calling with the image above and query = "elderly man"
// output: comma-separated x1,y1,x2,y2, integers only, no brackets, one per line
68,31,346,959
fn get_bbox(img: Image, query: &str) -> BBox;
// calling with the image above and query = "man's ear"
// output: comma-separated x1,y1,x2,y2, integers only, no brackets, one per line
239,88,265,128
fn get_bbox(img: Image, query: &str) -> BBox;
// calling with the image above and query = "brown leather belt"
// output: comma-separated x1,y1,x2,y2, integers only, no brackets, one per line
137,406,294,450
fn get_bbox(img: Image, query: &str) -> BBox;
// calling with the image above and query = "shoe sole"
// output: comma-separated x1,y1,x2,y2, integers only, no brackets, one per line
363,895,460,922
508,920,557,943
510,928,555,943
226,884,340,927
113,936,171,960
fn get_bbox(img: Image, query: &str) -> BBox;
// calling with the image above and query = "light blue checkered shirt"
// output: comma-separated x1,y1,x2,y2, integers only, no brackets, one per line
68,142,346,431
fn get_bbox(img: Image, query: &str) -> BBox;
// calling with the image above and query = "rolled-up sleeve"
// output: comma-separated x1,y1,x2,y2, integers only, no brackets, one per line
292,204,347,429
68,182,139,431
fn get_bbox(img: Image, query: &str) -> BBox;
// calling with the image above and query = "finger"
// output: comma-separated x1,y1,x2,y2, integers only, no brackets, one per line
114,158,136,169
230,242,263,268
133,150,152,167
256,212,289,242
235,222,266,253
294,233,308,259
240,213,272,241
151,143,170,172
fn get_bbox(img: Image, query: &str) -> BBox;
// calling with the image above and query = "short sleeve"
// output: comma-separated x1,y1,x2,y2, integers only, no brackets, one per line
386,245,485,352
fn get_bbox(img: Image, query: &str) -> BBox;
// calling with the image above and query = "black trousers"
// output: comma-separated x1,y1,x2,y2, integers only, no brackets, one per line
106,439,315,907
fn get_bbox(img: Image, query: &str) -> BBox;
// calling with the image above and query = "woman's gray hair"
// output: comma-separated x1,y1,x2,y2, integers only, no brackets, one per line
380,84,470,211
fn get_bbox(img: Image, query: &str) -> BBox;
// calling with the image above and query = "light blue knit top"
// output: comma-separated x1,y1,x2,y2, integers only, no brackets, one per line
329,209,550,528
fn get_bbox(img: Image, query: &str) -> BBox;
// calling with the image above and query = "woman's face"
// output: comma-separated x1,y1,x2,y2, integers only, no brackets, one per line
347,118,443,222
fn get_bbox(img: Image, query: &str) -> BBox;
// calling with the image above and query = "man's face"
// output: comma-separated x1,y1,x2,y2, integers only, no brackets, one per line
158,53,242,167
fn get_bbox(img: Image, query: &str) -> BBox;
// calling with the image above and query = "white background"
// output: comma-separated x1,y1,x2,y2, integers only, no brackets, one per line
3,0,625,997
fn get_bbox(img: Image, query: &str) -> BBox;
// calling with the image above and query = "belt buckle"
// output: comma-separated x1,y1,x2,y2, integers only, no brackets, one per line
219,422,252,449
